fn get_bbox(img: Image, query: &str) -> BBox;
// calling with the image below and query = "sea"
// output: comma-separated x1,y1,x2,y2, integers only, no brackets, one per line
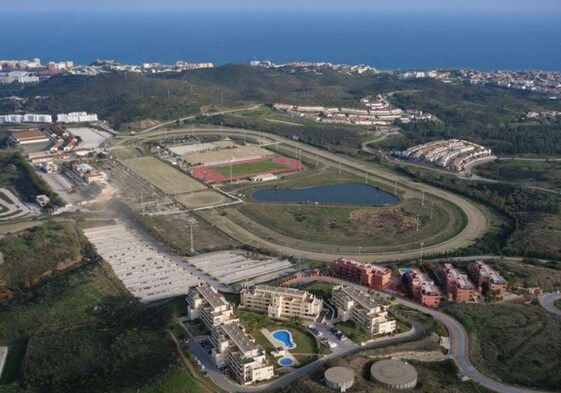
2,10,561,71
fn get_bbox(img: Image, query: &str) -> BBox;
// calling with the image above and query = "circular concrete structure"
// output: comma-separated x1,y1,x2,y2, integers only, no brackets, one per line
370,359,418,390
324,366,354,392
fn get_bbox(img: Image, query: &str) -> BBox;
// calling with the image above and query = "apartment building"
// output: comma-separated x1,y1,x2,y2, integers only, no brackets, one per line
0,114,52,124
437,264,476,303
468,261,508,298
332,285,396,335
56,111,98,123
186,283,237,329
186,283,274,385
330,258,391,289
239,285,323,321
211,323,274,384
402,269,441,308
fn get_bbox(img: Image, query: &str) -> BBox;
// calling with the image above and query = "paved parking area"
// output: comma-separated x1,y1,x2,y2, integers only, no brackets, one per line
84,223,295,302
188,251,293,284
84,223,228,302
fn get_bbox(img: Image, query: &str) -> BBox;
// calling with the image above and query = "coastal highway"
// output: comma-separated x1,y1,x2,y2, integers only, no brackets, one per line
118,127,489,262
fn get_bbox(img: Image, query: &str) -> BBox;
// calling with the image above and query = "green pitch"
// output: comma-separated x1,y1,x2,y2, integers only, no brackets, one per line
213,160,286,177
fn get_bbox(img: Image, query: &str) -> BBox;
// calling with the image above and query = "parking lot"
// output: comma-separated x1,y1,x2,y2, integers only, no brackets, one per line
308,322,357,352
83,223,229,302
84,223,296,302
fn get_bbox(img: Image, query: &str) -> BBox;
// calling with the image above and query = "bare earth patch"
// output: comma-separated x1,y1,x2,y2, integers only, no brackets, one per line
347,207,417,236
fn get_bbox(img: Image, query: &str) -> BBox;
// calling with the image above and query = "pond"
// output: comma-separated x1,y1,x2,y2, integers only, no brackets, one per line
251,182,399,206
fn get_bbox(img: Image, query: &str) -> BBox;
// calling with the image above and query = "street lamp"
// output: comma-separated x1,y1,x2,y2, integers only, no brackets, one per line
420,242,424,263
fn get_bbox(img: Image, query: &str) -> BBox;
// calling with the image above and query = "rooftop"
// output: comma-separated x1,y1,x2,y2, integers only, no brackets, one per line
220,323,258,354
333,285,382,310
196,283,229,309
11,129,47,140
370,359,417,386
325,366,354,384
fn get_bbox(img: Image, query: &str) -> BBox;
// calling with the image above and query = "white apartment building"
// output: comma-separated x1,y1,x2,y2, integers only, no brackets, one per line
186,283,237,330
0,114,52,123
332,285,396,335
186,283,274,385
56,112,98,123
0,71,39,84
240,285,323,321
211,323,274,385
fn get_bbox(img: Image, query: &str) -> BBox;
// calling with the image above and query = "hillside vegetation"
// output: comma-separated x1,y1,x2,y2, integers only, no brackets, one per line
0,221,82,297
0,152,64,207
2,65,560,155
0,223,206,393
445,303,561,391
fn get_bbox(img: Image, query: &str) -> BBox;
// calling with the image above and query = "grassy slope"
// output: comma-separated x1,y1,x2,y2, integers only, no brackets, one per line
0,221,81,293
444,302,561,391
475,159,561,190
0,223,206,393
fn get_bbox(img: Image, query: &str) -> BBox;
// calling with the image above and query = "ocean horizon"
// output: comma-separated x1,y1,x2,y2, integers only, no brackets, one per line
1,10,561,71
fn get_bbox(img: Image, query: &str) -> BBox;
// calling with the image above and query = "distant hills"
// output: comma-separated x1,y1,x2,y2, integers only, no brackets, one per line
1,64,561,154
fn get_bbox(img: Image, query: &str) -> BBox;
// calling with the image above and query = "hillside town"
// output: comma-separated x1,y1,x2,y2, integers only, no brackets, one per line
0,57,214,81
273,94,433,128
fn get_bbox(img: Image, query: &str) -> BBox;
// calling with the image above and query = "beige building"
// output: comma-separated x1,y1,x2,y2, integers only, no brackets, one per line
186,283,274,385
332,285,396,335
211,323,274,385
240,285,323,321
186,283,237,330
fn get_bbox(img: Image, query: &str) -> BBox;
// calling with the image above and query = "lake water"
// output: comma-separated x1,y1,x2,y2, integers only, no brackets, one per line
1,10,561,71
251,183,399,206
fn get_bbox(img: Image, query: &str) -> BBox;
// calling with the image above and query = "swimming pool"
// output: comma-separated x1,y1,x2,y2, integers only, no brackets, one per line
272,330,296,349
278,357,294,367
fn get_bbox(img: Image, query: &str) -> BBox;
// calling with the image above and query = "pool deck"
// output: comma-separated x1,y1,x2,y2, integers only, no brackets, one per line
260,328,300,367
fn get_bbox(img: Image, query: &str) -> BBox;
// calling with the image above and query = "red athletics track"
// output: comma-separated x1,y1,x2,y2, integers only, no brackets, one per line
190,155,303,184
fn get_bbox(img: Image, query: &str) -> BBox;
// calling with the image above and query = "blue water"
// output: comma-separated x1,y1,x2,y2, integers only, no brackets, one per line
272,330,296,349
1,10,561,71
278,357,294,367
251,183,399,206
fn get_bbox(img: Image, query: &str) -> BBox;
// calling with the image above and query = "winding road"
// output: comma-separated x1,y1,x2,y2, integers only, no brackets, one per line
539,293,561,316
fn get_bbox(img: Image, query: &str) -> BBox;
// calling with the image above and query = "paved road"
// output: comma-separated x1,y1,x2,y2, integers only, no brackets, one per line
122,127,489,262
538,293,561,316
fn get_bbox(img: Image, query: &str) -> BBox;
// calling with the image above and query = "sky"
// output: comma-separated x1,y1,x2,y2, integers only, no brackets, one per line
3,0,561,13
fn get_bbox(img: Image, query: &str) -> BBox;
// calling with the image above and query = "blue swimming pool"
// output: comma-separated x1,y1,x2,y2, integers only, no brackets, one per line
272,330,296,349
278,357,294,367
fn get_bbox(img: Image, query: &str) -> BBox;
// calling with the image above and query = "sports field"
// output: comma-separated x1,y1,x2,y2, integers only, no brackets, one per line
122,156,207,194
174,190,231,209
191,156,302,183
184,145,274,165
214,160,286,177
